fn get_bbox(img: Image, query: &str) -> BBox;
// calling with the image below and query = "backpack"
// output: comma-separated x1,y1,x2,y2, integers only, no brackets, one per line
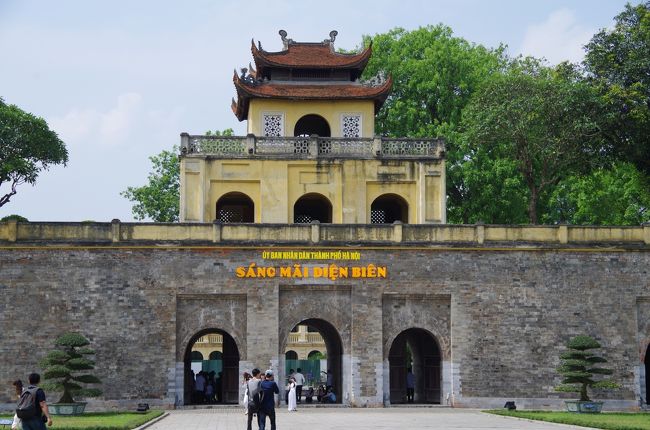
246,380,263,413
16,387,39,419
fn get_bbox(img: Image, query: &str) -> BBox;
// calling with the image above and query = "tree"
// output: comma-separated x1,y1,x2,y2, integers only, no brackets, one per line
121,147,180,222
0,97,68,207
545,162,650,225
361,26,507,223
555,335,619,402
123,129,233,222
460,60,608,224
40,332,102,404
584,2,650,176
362,25,506,138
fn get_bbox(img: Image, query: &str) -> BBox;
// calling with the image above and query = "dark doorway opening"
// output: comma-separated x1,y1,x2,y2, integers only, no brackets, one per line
646,345,649,404
184,329,240,405
294,114,331,137
388,328,441,404
216,192,254,223
284,319,342,404
371,194,408,224
294,193,332,223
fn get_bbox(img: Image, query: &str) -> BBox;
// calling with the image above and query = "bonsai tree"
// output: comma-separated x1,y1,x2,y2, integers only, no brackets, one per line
555,335,619,401
40,332,102,403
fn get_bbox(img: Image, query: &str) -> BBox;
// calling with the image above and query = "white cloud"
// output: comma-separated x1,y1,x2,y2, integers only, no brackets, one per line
519,9,594,64
49,92,143,147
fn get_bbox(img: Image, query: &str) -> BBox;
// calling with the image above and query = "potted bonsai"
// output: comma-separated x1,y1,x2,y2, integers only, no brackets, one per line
40,332,102,415
555,335,619,413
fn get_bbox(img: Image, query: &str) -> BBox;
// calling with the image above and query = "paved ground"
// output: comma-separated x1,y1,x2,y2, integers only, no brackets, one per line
144,407,594,430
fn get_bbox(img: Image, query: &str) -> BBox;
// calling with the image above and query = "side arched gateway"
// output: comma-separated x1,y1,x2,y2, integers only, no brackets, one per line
388,328,441,404
646,344,649,404
183,329,240,405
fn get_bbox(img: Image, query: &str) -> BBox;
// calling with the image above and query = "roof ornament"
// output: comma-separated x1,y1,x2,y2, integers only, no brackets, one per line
239,67,256,85
279,29,293,49
328,30,338,44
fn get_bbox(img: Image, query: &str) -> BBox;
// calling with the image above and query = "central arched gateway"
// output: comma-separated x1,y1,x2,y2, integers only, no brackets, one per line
388,328,441,404
183,329,240,405
283,318,343,403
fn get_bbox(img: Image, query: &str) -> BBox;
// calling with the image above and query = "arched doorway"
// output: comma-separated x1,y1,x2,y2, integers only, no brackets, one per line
371,194,408,224
294,114,331,137
184,329,240,405
215,192,254,223
283,319,342,403
294,193,332,223
388,328,441,404
646,344,649,404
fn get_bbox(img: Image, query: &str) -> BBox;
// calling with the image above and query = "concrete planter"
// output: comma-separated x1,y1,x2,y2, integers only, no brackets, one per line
49,402,87,415
564,400,603,413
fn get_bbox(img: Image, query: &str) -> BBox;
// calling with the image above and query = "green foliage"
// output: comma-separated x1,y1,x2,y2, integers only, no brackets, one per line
544,162,650,225
40,332,102,404
121,147,180,222
123,129,234,222
0,214,28,222
584,1,650,176
460,59,609,224
487,410,650,430
555,335,619,401
0,410,164,430
0,97,68,208
361,26,506,223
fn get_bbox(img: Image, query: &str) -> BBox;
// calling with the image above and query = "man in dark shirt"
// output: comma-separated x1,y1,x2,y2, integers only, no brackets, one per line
21,373,52,430
258,370,279,430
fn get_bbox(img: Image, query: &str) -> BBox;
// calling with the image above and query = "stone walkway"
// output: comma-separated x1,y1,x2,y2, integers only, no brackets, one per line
144,408,594,430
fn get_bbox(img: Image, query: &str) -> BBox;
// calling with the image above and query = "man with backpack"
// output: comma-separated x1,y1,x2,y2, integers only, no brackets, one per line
16,373,52,429
245,368,262,430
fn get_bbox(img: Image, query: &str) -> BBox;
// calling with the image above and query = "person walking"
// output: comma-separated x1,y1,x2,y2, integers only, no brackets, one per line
286,376,297,412
258,370,279,430
406,368,415,403
19,373,52,430
293,368,305,404
246,369,262,430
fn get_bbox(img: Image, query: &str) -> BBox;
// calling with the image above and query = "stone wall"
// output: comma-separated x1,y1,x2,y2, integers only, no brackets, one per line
0,223,648,410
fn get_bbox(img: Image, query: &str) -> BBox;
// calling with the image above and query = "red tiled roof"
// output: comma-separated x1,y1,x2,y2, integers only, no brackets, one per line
251,40,372,72
232,73,392,121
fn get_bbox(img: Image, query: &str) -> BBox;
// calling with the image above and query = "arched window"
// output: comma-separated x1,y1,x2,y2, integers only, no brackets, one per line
371,194,408,224
294,114,330,137
209,351,223,360
216,192,254,223
190,351,203,361
294,193,332,223
285,350,298,360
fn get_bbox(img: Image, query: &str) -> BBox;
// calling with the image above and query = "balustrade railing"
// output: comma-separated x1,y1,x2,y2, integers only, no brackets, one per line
180,133,444,159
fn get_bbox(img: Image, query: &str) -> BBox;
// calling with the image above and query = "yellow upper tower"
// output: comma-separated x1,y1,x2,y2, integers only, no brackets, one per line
180,30,446,224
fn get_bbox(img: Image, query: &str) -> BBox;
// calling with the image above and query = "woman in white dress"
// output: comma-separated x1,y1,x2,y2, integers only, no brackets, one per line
287,376,297,411
241,372,251,414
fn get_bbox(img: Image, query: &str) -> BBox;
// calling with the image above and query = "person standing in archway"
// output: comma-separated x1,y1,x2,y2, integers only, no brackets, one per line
406,368,415,403
246,369,262,430
286,376,297,411
293,368,305,404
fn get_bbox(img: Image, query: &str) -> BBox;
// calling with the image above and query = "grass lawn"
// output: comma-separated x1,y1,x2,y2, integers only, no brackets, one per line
487,410,650,430
0,410,164,430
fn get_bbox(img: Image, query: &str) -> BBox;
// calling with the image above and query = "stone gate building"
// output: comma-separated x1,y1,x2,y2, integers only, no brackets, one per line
0,31,649,411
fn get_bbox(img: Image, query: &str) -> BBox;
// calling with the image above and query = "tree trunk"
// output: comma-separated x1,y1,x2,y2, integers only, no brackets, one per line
579,384,589,402
527,186,539,224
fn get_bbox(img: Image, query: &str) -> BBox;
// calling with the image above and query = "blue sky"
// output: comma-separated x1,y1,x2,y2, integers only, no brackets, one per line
0,0,631,221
